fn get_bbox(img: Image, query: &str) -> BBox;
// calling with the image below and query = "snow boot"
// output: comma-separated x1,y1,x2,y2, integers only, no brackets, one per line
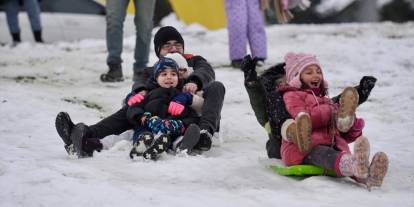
353,136,370,179
33,30,43,43
55,112,75,154
366,152,389,191
129,132,155,159
336,87,359,133
282,113,312,154
142,134,170,160
100,64,124,82
174,124,201,154
70,123,93,158
194,129,213,151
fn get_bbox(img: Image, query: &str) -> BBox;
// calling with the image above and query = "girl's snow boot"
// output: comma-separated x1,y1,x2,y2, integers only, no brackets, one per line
353,136,370,179
336,87,359,133
366,152,389,191
282,112,312,154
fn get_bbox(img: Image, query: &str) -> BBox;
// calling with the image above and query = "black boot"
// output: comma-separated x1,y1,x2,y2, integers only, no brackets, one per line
142,134,170,160
194,129,212,151
33,30,43,43
11,33,21,45
100,64,124,82
55,112,75,154
129,132,155,159
175,124,200,153
70,123,93,158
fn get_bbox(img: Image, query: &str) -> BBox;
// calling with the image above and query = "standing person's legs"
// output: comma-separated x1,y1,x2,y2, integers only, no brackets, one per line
23,0,43,42
246,0,267,60
102,0,129,82
224,0,248,65
5,0,21,43
132,0,155,81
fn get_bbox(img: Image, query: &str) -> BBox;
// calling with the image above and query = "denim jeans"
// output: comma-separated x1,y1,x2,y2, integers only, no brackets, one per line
5,0,42,34
106,0,155,73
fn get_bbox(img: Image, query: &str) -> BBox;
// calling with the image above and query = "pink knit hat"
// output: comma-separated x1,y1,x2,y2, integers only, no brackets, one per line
284,52,321,88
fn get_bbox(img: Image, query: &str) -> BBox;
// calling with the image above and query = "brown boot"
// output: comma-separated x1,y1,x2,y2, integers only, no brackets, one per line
366,152,389,191
336,87,359,133
282,113,312,154
353,136,370,179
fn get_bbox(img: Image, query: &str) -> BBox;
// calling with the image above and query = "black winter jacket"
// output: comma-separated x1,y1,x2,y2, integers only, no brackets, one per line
126,87,199,128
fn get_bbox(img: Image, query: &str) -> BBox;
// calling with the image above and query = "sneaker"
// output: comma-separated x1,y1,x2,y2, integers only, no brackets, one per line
353,136,370,179
142,134,170,160
283,113,312,154
70,123,93,158
194,129,213,151
336,87,359,133
100,64,124,82
129,132,155,159
366,152,389,190
175,124,200,153
55,112,75,154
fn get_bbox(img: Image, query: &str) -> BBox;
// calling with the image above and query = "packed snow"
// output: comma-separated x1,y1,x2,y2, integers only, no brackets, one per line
1,14,414,207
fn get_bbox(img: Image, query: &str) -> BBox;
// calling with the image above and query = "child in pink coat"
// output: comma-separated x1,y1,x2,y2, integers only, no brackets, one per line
279,52,388,190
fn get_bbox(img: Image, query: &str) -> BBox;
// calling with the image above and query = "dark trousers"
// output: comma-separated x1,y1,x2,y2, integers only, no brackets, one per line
303,145,340,170
199,81,226,134
88,106,134,139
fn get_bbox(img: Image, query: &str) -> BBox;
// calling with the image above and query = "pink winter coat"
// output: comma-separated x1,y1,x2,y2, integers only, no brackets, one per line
280,87,358,166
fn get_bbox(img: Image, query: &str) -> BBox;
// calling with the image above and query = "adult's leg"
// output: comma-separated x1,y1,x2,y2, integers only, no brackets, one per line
199,81,226,134
132,0,155,80
246,0,267,59
245,82,268,126
105,0,129,67
5,0,21,40
224,0,248,61
88,106,134,139
23,0,42,36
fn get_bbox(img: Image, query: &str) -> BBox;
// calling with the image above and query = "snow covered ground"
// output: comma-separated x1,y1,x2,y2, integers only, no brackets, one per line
1,15,414,207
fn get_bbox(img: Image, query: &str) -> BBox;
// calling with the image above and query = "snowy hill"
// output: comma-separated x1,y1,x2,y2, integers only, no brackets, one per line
1,19,414,207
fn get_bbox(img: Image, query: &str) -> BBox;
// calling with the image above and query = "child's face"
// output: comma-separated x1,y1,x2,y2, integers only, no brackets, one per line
156,68,178,88
300,65,323,89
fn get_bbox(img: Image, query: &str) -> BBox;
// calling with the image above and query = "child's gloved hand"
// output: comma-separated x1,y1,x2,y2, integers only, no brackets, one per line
240,55,259,86
127,93,145,106
168,92,193,116
143,115,163,134
161,119,185,135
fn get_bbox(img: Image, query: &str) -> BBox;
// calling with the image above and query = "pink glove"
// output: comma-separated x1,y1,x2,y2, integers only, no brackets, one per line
168,101,185,116
127,94,144,106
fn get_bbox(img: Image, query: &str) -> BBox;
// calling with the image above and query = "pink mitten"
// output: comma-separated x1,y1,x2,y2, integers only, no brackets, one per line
168,102,185,116
127,94,144,106
345,118,365,142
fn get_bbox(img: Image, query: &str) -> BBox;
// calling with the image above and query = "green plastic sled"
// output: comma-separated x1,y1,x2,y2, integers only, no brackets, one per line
270,164,337,177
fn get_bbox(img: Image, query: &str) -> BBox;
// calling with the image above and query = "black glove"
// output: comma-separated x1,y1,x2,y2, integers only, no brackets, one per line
356,76,377,104
240,55,258,86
